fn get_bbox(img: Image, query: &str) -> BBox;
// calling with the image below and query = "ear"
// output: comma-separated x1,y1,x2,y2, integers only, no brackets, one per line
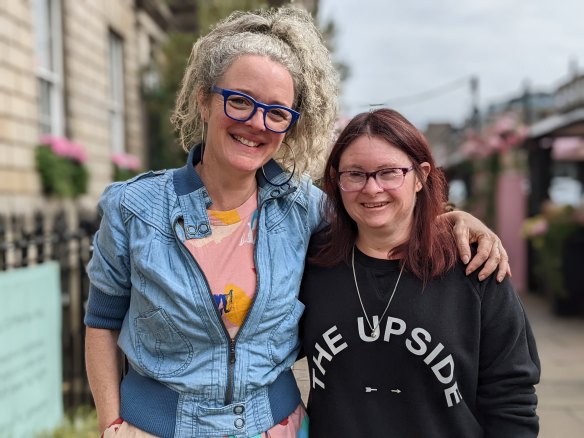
415,162,431,192
197,88,209,122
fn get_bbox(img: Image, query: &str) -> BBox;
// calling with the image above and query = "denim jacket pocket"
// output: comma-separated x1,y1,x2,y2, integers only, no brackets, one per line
268,300,305,366
135,308,194,378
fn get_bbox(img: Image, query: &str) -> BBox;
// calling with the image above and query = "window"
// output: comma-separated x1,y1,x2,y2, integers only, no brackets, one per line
108,31,125,154
550,161,583,206
33,0,64,136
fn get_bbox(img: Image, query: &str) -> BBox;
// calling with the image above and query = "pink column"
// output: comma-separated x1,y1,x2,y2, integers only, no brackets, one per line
496,170,527,293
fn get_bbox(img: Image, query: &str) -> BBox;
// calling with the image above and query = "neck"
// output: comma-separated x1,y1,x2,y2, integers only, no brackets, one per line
355,228,409,260
196,162,257,211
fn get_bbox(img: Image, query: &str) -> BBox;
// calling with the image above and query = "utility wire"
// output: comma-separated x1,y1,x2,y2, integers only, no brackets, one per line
357,76,473,109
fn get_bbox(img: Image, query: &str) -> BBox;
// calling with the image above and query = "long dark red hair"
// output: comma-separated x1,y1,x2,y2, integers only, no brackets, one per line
312,108,457,283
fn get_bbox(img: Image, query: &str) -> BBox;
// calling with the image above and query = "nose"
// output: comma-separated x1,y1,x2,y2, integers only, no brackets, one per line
245,108,266,131
361,174,383,194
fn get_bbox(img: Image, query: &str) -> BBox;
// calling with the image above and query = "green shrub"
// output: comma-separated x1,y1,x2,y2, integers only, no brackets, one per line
35,146,88,198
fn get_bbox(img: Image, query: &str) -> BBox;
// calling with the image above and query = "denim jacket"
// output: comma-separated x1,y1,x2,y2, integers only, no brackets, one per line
84,146,323,437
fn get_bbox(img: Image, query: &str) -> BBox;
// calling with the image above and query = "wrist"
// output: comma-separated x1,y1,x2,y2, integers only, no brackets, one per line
100,417,123,437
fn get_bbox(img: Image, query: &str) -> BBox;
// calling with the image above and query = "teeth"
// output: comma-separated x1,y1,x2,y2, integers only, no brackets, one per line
363,202,387,208
234,135,260,147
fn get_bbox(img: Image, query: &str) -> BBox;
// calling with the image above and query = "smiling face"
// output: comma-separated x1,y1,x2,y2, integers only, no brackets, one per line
198,54,295,177
338,135,430,245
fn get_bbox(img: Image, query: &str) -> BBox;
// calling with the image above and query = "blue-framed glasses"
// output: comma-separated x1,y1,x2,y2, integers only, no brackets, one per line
337,166,415,192
211,85,300,133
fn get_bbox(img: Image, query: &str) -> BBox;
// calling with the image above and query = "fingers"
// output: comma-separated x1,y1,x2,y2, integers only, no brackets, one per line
464,234,493,278
452,218,472,265
476,241,501,281
448,210,511,282
468,238,511,282
495,243,512,282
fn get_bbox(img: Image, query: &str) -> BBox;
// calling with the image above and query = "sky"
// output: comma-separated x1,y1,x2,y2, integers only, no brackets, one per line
317,0,584,130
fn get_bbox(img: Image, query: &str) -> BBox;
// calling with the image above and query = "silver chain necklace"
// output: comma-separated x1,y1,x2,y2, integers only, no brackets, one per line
351,246,404,338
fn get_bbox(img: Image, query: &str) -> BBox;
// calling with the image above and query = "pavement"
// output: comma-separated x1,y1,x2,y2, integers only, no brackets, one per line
292,292,584,437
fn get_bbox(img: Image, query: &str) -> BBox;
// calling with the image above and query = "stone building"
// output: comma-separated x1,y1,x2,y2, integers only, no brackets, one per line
0,0,180,214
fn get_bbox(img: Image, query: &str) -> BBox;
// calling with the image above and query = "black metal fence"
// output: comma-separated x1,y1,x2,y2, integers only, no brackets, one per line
0,209,99,409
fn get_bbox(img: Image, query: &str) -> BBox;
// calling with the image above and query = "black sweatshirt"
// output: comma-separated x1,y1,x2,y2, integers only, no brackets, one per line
299,247,540,438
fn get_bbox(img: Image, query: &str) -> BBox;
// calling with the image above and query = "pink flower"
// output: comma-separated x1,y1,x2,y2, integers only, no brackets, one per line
492,115,517,134
529,218,548,237
39,135,87,163
486,113,527,152
112,152,141,171
461,129,491,158
68,141,88,163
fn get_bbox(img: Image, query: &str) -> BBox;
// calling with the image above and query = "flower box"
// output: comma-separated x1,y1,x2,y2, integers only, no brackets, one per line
112,152,141,182
35,135,89,198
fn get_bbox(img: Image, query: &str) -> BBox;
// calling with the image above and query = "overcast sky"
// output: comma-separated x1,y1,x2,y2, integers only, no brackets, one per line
317,0,583,129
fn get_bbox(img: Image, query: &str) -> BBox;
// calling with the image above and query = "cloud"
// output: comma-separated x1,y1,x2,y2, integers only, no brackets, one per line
319,0,584,127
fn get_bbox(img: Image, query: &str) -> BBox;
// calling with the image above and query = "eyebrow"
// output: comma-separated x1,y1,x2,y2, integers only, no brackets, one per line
225,86,293,108
340,164,404,171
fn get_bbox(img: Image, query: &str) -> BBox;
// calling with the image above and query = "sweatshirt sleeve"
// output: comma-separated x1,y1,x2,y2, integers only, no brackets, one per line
84,182,132,330
476,276,541,437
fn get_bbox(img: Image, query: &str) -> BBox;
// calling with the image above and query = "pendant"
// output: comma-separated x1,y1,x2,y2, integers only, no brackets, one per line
371,327,380,338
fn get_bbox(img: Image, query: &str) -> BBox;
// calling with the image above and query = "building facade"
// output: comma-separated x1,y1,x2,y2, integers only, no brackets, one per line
0,0,175,214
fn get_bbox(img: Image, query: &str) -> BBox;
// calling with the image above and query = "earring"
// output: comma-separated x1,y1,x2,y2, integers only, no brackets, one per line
261,141,296,187
200,121,206,164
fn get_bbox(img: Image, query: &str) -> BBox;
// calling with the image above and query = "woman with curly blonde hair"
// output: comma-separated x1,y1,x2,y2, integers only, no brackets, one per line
85,6,508,437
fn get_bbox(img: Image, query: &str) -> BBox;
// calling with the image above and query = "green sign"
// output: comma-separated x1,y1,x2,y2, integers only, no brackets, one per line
0,262,64,437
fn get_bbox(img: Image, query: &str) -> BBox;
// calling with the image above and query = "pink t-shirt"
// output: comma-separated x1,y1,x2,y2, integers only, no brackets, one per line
185,191,258,338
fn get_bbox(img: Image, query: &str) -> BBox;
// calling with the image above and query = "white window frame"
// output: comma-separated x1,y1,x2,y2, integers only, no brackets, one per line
108,31,126,154
33,0,64,136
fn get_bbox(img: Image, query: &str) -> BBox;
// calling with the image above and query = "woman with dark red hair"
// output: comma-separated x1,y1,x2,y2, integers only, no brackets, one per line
300,108,540,437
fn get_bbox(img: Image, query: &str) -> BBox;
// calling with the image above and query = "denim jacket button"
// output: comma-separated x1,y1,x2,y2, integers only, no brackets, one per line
234,418,245,429
233,405,244,415
198,223,209,234
270,189,280,197
187,225,196,234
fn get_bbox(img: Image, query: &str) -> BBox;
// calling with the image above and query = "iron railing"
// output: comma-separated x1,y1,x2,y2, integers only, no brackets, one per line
0,209,99,409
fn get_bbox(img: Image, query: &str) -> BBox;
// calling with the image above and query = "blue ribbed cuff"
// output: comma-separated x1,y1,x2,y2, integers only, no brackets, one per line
268,368,301,424
120,366,179,438
84,284,130,330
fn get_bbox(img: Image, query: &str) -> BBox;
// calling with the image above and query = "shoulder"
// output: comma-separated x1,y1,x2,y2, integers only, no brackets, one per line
446,261,526,323
108,170,175,217
424,261,483,302
290,174,324,204
275,174,325,232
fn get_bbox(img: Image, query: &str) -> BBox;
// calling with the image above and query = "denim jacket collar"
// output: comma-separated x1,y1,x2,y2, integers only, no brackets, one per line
171,145,296,240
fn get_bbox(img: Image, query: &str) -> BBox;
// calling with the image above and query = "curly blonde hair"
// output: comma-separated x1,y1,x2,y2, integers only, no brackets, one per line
171,6,339,176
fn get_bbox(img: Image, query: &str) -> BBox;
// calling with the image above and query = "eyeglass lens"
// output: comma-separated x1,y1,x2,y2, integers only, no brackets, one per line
225,94,293,132
339,168,410,192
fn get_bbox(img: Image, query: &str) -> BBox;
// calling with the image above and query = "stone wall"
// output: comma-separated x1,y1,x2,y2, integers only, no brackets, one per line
0,0,169,214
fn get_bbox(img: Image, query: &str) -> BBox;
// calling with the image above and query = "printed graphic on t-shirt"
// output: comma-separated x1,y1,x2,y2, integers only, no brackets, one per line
240,209,258,246
214,283,252,327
